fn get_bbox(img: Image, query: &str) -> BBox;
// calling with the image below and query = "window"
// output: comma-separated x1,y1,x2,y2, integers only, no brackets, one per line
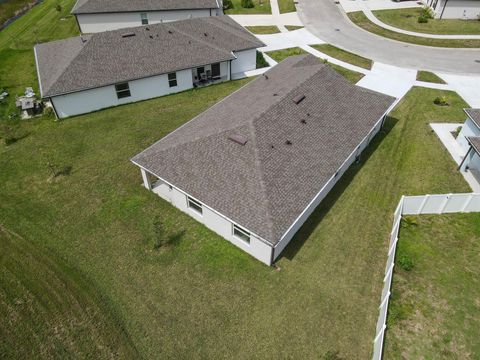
168,72,177,87
140,12,148,25
115,82,131,99
233,224,250,244
187,196,203,215
211,63,220,77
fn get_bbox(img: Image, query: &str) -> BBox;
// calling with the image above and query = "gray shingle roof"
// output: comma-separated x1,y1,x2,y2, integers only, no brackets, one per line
34,16,264,97
72,0,219,14
467,136,480,155
132,55,396,246
465,108,480,129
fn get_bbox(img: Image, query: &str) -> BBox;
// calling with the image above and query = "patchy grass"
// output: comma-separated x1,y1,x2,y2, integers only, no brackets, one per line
286,25,304,31
246,25,280,34
266,48,364,83
384,214,480,359
416,70,446,84
278,0,296,13
0,0,36,28
256,50,269,68
312,44,373,69
374,7,480,35
347,11,480,48
0,81,470,358
224,0,271,14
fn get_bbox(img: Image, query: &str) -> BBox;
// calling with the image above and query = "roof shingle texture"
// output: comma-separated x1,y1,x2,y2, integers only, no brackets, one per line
465,108,480,129
72,0,219,14
35,16,264,97
467,136,480,155
132,55,396,246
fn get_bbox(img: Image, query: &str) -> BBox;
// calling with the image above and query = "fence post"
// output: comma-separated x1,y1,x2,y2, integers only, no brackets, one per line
438,194,450,214
461,194,473,213
417,195,429,214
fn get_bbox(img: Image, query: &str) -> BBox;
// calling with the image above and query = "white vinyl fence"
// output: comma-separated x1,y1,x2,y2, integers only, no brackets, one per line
372,193,480,360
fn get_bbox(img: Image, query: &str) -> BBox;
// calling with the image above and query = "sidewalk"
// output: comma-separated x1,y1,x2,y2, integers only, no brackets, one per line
356,0,480,40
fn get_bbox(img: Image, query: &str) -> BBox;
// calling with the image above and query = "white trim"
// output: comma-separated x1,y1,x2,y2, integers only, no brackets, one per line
33,46,44,98
232,224,251,245
186,195,204,216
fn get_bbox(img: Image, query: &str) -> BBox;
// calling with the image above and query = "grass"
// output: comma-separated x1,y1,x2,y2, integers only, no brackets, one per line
416,70,446,84
374,7,480,35
0,0,36,28
266,47,365,83
224,0,271,14
256,50,269,68
285,25,304,31
278,0,296,14
246,25,280,34
384,214,480,359
347,11,480,48
311,44,373,69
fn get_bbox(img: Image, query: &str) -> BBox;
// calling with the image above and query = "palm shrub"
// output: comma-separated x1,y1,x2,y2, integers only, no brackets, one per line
241,0,254,9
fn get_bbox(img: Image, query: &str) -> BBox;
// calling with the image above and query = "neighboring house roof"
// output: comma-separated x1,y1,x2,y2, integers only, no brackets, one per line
465,108,480,129
72,0,219,14
132,55,396,246
467,136,480,156
34,16,264,97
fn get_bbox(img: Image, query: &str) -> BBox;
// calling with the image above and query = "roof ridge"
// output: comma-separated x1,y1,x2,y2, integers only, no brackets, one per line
206,16,264,47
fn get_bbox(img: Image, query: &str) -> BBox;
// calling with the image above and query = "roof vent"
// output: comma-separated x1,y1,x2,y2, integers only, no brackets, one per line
228,134,248,146
293,95,305,105
80,36,87,43
273,93,278,96
149,35,153,39
285,140,292,145
168,30,173,34
204,32,208,36
145,27,150,31
263,74,269,80
121,32,135,38
300,119,307,124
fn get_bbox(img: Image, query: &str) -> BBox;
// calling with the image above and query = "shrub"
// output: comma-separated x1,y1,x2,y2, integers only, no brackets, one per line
223,0,233,9
256,51,269,69
397,252,415,271
434,95,449,106
401,215,418,228
55,4,62,12
418,15,429,23
420,6,434,19
241,0,254,8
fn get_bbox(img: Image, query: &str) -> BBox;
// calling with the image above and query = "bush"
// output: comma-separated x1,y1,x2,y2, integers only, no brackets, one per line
256,51,269,69
223,0,233,9
434,95,449,106
55,4,62,12
153,217,168,249
421,6,434,19
418,15,429,23
241,0,254,8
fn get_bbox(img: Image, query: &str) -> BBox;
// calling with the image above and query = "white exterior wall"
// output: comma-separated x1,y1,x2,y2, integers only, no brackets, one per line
150,178,273,265
231,49,257,75
457,117,480,152
273,116,386,260
76,9,215,33
51,69,193,118
461,149,480,171
425,0,480,19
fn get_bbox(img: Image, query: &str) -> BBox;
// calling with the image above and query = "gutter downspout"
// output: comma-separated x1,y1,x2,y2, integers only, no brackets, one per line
458,146,473,171
439,0,450,19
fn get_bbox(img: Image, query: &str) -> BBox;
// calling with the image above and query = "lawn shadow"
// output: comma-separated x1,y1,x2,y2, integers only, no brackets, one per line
277,116,399,262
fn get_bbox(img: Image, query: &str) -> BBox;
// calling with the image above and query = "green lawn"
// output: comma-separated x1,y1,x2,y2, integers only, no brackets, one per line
266,47,365,83
374,7,480,35
224,0,271,14
278,0,296,13
0,0,475,358
416,70,446,84
348,11,480,48
311,44,373,69
246,25,280,34
0,0,35,28
384,214,480,359
285,25,304,31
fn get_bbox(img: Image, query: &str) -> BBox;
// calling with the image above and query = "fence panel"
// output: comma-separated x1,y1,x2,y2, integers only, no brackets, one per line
443,193,472,213
421,195,448,213
402,196,425,214
464,194,480,212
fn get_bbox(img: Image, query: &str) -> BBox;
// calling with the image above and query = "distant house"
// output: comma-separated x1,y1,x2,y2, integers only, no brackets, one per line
34,16,264,119
422,0,480,19
72,0,223,33
459,109,480,180
131,55,396,265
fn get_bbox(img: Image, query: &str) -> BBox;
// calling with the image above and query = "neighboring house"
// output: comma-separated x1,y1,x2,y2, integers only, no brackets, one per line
459,109,480,180
34,16,264,119
457,108,480,153
131,55,396,265
72,0,223,33
422,0,480,19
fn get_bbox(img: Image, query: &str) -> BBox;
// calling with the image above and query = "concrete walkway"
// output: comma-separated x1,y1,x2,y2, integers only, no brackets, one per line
340,0,420,13
229,12,302,30
357,0,480,40
430,123,480,192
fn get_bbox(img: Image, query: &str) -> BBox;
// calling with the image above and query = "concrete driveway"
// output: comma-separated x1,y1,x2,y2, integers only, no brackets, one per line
296,0,480,75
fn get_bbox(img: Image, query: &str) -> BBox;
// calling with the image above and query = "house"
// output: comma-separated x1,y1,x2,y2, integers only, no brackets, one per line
72,0,223,33
131,55,396,265
422,0,480,19
34,16,264,119
459,109,480,181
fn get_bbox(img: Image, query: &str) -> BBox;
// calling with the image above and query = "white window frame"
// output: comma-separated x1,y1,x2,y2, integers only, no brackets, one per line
233,224,250,244
187,196,203,215
115,82,131,99
168,72,177,88
140,12,148,25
